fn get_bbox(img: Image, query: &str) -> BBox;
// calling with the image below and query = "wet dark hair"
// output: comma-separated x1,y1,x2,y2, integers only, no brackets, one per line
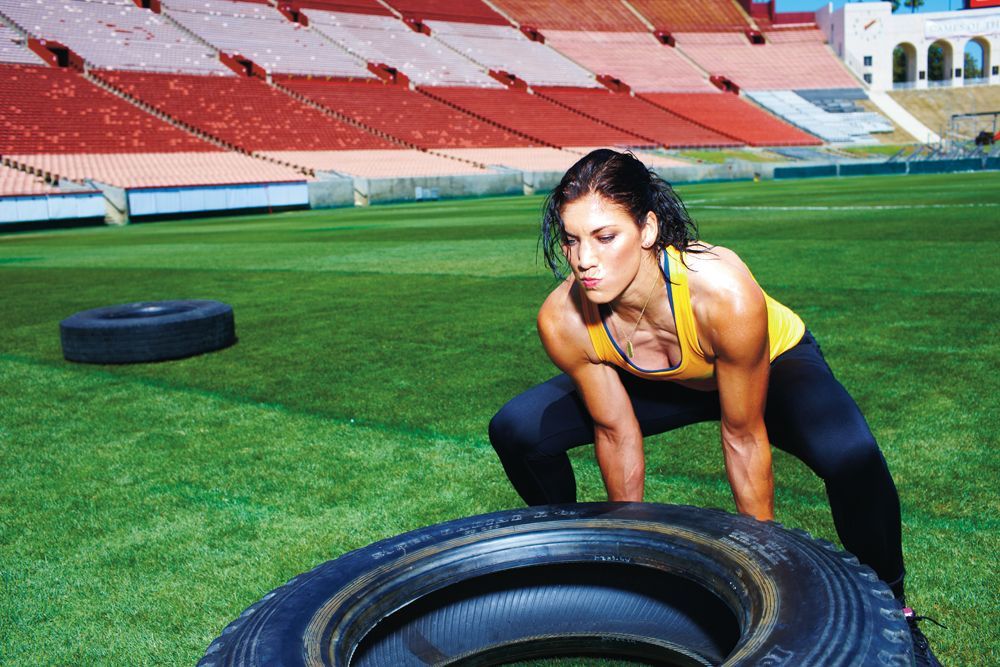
541,149,699,279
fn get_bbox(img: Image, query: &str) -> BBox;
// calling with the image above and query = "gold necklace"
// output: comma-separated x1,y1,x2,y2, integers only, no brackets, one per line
615,272,660,358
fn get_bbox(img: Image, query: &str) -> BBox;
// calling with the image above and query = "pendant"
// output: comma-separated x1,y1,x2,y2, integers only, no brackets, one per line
626,340,634,358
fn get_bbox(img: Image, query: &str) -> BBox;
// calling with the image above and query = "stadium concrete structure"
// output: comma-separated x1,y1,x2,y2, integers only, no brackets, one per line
818,1,1000,92
0,0,996,225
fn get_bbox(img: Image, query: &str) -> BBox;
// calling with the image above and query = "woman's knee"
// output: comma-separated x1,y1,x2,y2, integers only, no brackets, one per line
817,434,889,482
488,404,535,459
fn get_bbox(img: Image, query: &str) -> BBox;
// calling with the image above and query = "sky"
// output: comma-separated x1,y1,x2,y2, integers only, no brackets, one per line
775,0,965,13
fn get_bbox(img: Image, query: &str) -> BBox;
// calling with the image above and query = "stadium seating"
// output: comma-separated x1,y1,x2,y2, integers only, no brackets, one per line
420,86,650,147
383,0,508,25
435,146,589,173
92,70,395,151
0,21,44,65
426,21,599,88
542,31,715,93
0,63,218,154
0,162,65,195
5,151,307,188
292,1,390,16
534,87,739,147
163,0,376,78
303,10,500,87
437,146,689,172
277,77,537,148
628,0,751,32
485,0,647,31
795,88,869,113
1,0,920,209
746,90,890,143
640,92,822,146
0,0,231,74
674,29,858,91
258,149,489,177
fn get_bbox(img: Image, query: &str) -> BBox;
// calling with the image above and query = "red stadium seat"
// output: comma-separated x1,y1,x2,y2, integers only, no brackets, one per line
629,0,752,32
640,92,822,147
0,163,65,196
0,63,218,154
486,0,648,31
543,31,716,93
420,86,652,148
384,0,508,25
92,70,395,151
277,78,539,149
674,29,859,91
535,87,739,148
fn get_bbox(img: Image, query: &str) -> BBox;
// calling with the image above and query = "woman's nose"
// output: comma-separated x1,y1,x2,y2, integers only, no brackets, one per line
575,241,596,269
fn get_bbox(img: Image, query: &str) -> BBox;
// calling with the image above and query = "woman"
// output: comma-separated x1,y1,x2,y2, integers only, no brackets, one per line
489,149,941,665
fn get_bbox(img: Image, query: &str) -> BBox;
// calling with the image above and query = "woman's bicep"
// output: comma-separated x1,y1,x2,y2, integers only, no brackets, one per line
569,361,636,431
707,280,770,432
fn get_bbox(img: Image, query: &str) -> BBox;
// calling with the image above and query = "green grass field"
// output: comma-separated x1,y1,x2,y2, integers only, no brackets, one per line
2,172,997,666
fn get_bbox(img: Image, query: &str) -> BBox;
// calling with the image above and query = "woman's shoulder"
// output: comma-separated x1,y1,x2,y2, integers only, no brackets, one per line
538,278,584,335
682,243,753,288
681,242,740,268
537,279,599,367
682,243,766,328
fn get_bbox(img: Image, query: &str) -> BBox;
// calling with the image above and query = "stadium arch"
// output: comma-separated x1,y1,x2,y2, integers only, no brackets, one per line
927,39,956,85
963,36,991,81
894,41,919,86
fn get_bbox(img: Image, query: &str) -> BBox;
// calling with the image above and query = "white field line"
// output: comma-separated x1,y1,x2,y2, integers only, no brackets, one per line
693,203,1000,211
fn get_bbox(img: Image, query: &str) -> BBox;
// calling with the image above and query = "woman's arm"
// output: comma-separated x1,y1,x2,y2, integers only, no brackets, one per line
695,255,775,521
578,363,645,501
538,285,646,501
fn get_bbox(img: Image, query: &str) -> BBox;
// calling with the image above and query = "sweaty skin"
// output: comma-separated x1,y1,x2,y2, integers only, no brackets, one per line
536,194,774,520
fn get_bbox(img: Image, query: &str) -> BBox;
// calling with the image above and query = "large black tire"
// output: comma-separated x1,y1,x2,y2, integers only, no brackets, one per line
60,300,235,364
198,503,914,667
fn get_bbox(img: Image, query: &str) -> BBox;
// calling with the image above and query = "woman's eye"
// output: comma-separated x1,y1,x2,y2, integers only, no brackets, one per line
563,238,577,247
598,235,615,243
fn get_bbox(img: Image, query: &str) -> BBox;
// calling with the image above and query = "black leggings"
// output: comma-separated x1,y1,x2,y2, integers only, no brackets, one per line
489,331,905,591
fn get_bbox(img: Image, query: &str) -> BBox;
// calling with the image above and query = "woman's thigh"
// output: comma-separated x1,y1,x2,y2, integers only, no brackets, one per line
491,370,721,458
764,334,879,476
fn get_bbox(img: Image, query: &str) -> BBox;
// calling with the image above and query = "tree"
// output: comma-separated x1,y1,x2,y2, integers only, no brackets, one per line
928,43,945,81
888,0,901,12
893,46,909,82
905,0,925,12
964,41,986,80
965,52,982,80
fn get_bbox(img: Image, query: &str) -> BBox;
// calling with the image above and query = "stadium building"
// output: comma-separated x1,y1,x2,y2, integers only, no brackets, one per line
818,1,1000,91
1,0,997,226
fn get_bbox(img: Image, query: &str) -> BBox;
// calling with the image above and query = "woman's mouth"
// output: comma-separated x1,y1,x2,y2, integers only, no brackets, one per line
580,277,601,289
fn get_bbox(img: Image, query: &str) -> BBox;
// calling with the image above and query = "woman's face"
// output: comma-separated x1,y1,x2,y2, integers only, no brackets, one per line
560,193,655,304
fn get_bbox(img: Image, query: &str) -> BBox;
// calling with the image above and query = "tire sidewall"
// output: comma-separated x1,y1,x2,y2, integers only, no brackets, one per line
199,503,913,667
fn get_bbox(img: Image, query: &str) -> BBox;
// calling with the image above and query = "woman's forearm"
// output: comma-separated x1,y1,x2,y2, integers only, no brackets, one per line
594,424,645,502
720,427,774,520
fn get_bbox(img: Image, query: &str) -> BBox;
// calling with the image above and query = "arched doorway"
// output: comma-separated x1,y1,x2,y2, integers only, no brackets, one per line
927,40,954,86
893,42,917,87
964,38,990,83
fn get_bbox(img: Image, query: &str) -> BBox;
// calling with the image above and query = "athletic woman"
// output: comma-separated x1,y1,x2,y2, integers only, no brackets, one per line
489,149,941,665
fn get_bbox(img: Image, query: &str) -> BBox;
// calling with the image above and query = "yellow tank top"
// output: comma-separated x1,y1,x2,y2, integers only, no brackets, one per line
580,246,805,382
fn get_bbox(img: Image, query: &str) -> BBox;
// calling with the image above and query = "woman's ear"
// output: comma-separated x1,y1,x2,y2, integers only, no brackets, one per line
641,211,658,249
